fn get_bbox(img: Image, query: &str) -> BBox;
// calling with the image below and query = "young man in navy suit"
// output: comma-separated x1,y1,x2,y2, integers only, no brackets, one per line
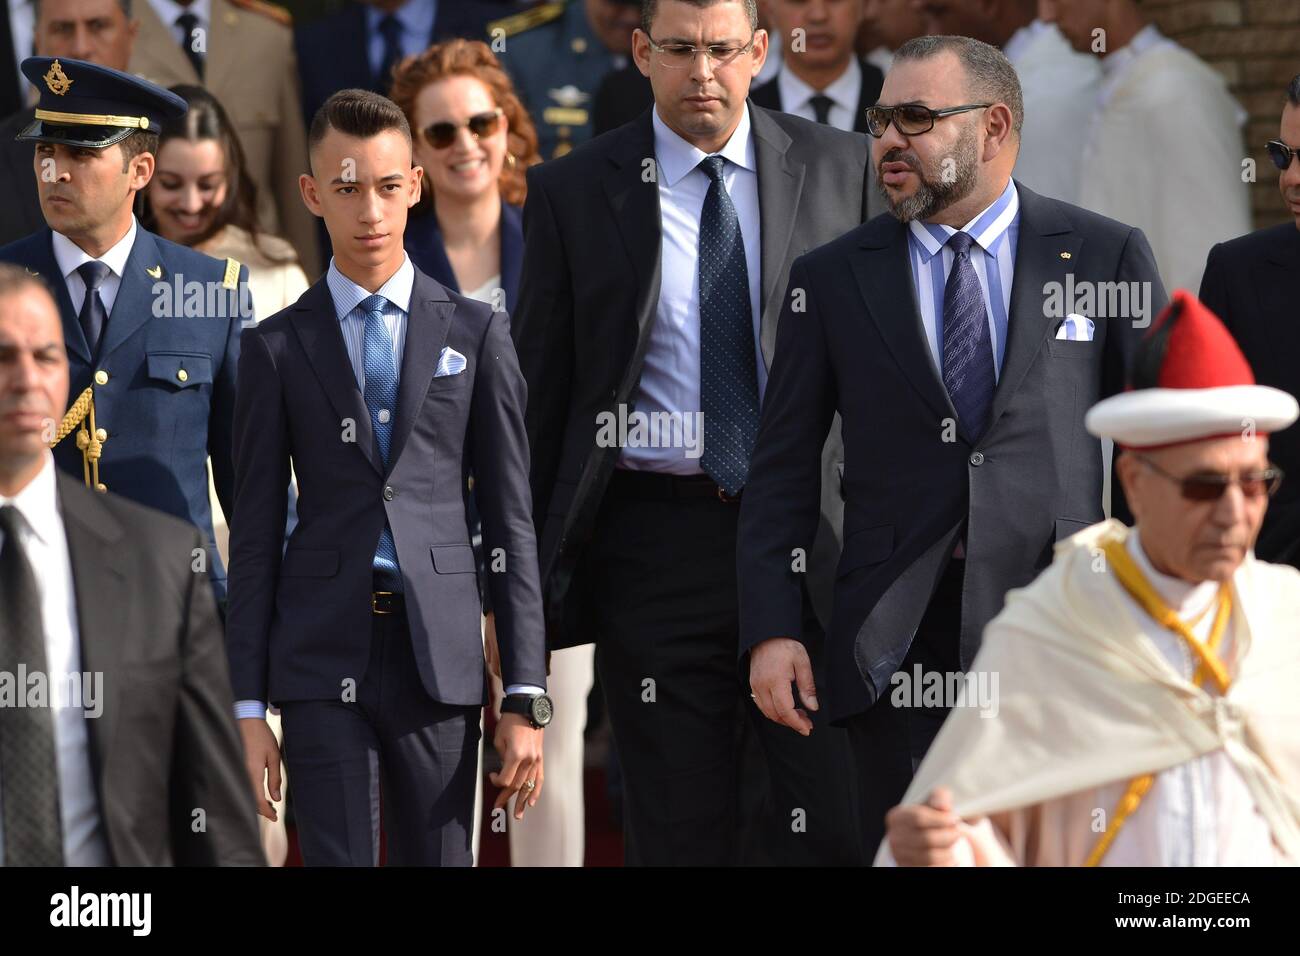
226,89,549,866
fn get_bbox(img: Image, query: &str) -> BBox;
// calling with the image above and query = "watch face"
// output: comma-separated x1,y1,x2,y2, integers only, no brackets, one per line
531,695,554,727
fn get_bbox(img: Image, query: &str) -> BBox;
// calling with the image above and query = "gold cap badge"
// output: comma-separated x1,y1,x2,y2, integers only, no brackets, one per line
44,59,73,96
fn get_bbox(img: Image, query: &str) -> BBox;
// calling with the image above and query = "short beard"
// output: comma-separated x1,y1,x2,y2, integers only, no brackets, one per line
877,122,981,223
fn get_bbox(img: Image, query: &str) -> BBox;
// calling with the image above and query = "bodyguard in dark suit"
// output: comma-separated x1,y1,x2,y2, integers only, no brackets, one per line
0,57,250,603
294,0,498,125
227,90,548,866
0,265,261,866
738,36,1166,854
747,0,883,134
1198,76,1300,567
0,0,141,248
513,0,883,865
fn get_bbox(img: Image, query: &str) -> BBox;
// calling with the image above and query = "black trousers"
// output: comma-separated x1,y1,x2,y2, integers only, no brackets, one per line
279,611,481,866
844,558,964,857
587,471,862,866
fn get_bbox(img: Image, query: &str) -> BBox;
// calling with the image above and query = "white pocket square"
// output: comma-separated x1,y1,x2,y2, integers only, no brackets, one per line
435,346,467,377
1055,313,1095,342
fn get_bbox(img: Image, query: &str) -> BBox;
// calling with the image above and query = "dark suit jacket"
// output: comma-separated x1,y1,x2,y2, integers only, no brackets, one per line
737,182,1167,723
748,59,885,135
592,64,654,138
0,227,248,599
294,0,497,124
0,108,44,247
512,104,883,648
56,473,263,865
225,265,546,707
1199,222,1300,567
405,201,524,314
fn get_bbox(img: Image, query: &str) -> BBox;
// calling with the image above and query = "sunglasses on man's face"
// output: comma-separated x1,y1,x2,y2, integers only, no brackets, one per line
1137,456,1284,502
423,109,503,150
1266,140,1299,171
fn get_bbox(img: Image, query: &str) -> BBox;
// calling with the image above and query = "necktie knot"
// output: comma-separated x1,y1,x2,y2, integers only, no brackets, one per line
947,230,976,257
359,294,388,318
78,260,110,292
698,154,727,184
809,93,834,125
0,504,21,539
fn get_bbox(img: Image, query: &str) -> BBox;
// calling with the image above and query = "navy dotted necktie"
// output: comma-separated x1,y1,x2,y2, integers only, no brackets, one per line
941,231,995,443
360,295,401,591
76,260,110,359
0,506,64,866
697,155,759,496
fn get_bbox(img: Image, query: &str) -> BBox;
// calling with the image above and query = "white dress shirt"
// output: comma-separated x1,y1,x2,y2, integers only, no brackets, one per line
50,217,139,318
8,0,34,105
0,453,110,866
620,104,764,474
775,56,862,132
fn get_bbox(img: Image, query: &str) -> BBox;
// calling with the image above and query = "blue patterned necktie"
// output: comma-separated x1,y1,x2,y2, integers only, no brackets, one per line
360,294,401,591
941,231,995,442
697,155,759,496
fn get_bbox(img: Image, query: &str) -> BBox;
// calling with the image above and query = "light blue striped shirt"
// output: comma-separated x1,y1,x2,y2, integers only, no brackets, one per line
906,178,1020,382
326,255,413,389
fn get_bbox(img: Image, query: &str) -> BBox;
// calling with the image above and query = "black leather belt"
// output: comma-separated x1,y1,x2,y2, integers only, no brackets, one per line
608,469,741,503
371,590,405,616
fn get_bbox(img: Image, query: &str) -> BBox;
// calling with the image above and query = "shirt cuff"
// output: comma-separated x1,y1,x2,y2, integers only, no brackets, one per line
503,685,545,697
234,699,268,720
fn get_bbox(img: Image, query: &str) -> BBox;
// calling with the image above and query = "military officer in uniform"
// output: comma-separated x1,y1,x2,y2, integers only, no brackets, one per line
0,56,252,604
491,0,641,159
128,0,322,275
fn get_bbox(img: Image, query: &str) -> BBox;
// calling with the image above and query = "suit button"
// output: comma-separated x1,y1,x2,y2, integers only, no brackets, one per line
177,369,189,383
383,486,395,501
969,452,985,466
94,370,108,385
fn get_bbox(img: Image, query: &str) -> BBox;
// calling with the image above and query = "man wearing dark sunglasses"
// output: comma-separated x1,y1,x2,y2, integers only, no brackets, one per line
737,34,1166,856
882,291,1300,867
1198,74,1300,569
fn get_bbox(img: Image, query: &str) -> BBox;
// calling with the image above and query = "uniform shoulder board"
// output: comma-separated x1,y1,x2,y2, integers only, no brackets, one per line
223,257,241,290
228,0,292,27
487,1,565,39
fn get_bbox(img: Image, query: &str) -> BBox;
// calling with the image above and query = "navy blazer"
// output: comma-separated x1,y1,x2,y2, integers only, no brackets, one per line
225,265,546,707
0,226,249,599
294,1,497,125
404,201,523,314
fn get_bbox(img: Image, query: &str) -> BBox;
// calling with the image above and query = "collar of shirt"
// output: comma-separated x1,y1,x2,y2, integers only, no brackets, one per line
365,0,436,46
148,0,212,32
907,178,1019,264
326,253,415,321
51,217,138,286
0,450,59,550
776,55,862,117
1002,18,1052,64
652,101,756,188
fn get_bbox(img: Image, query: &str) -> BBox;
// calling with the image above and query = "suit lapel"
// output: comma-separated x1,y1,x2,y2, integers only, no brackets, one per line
988,183,1080,430
853,59,883,135
499,202,524,314
852,219,956,422
204,0,237,91
30,231,89,363
602,112,662,369
57,473,127,845
751,106,806,367
99,228,165,360
388,270,452,470
289,280,383,475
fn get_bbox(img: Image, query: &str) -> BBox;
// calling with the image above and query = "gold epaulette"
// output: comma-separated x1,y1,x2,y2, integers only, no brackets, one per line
222,257,240,290
487,1,564,39
228,0,292,27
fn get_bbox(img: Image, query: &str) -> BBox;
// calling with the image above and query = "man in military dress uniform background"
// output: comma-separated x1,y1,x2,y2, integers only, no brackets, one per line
0,56,252,604
492,0,641,158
